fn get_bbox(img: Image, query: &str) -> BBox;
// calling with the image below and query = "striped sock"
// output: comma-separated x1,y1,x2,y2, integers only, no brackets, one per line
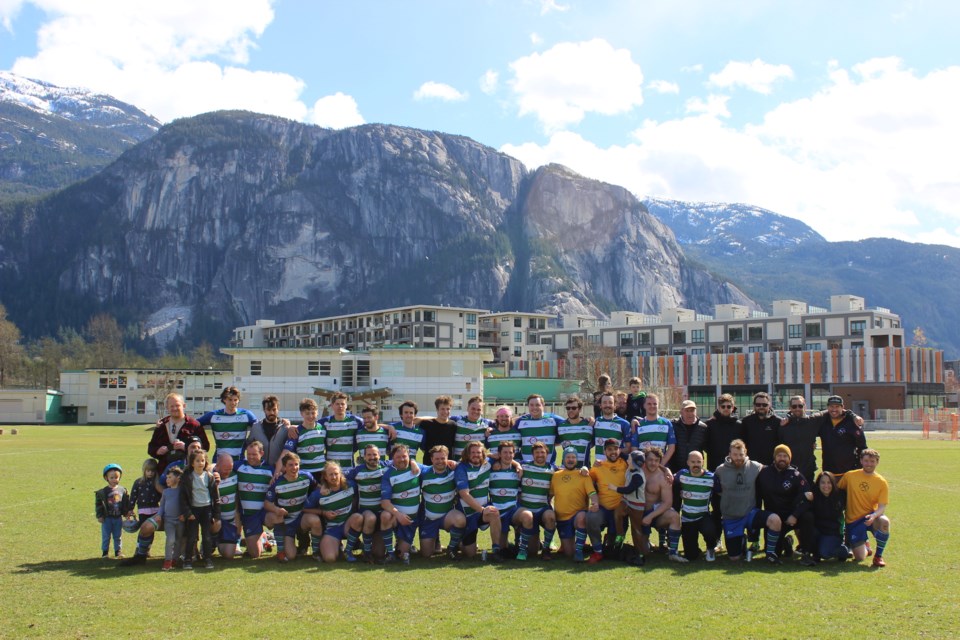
575,529,587,555
543,527,556,549
310,534,321,555
382,529,394,555
274,524,286,553
135,535,150,556
873,529,890,558
518,527,534,553
345,528,360,552
362,533,373,553
448,526,464,551
765,530,780,556
668,528,681,555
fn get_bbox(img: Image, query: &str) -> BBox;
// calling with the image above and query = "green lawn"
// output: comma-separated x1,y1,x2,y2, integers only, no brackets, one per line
0,425,957,639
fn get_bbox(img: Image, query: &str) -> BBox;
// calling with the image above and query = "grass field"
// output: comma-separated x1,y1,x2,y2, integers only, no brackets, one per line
0,425,957,639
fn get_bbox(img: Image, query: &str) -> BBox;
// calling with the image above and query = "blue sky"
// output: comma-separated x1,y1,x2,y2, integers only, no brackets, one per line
2,0,958,246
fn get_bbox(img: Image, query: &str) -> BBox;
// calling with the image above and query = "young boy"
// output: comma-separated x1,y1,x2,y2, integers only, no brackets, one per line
154,466,185,571
837,448,891,567
95,463,132,558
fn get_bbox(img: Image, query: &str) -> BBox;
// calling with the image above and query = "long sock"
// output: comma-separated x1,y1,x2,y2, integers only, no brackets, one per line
448,526,464,551
873,529,890,558
575,528,587,555
492,540,501,553
382,528,395,555
274,524,286,553
144,532,155,554
310,534,321,555
765,529,780,556
135,534,150,556
345,528,360,552
668,528,681,555
543,527,556,550
362,533,373,553
518,527,534,553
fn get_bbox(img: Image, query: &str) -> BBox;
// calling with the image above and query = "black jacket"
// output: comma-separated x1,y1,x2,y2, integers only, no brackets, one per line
819,412,867,475
777,413,824,482
704,411,744,472
757,464,809,519
811,489,846,537
670,417,707,473
742,412,782,466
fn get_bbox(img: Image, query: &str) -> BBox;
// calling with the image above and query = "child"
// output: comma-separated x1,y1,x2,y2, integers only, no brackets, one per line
154,466,185,571
179,449,221,569
837,448,891,567
810,471,850,563
95,463,131,558
130,459,161,530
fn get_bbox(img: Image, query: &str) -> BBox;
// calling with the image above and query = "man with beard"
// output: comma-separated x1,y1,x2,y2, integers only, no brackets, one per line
455,440,502,560
516,394,564,463
486,406,522,460
820,395,868,478
631,393,676,467
588,438,628,563
778,395,865,484
557,397,595,467
675,451,718,562
713,439,782,564
593,393,631,463
453,396,493,460
742,392,781,466
757,444,816,566
515,441,558,560
637,446,687,563
550,447,599,562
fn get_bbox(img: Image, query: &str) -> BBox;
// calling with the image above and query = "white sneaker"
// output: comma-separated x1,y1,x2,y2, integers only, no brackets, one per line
706,549,716,562
668,553,689,563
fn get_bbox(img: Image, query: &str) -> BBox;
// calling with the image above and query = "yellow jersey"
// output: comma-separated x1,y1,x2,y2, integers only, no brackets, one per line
550,469,595,521
589,458,627,510
838,469,889,523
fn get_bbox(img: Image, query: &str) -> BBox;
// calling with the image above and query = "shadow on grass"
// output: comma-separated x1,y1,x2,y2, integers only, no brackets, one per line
14,557,141,579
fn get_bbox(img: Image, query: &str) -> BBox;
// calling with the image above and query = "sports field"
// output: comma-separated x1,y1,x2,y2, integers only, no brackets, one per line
0,425,957,639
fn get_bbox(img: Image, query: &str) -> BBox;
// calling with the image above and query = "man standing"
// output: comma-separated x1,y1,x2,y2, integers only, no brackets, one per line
356,406,390,461
550,447,599,562
248,395,292,468
390,400,424,460
675,451,718,562
757,444,816,566
713,439,782,564
282,398,327,479
704,394,744,472
742,392,781,466
557,397,595,467
197,386,257,464
420,396,459,458
593,393,630,463
454,441,502,560
671,400,707,474
486,406,522,458
820,395,868,478
516,394,564,463
838,449,890,567
453,396,493,459
631,393,676,467
779,395,865,483
148,393,209,473
320,392,363,467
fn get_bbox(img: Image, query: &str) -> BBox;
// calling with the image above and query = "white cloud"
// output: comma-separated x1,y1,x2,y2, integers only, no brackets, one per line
502,58,960,247
647,79,680,95
0,0,25,31
508,38,644,132
479,69,499,95
529,32,543,45
413,81,467,102
538,0,569,15
7,0,310,122
684,94,730,118
708,58,794,94
680,64,703,73
308,92,364,129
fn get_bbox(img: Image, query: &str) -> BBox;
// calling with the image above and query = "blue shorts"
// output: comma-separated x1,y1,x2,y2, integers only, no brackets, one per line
556,512,584,539
597,506,617,533
282,514,304,537
721,508,768,541
241,511,265,538
219,520,239,543
497,506,517,532
324,522,346,541
394,521,417,545
419,515,448,541
464,510,491,535
525,506,550,530
845,516,877,548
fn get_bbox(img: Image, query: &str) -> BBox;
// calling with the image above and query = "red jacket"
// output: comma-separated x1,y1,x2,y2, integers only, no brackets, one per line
147,416,209,472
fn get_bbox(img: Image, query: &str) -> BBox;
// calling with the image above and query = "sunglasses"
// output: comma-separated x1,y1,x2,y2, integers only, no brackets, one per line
754,402,769,407
565,407,579,411
791,404,804,409
719,404,733,409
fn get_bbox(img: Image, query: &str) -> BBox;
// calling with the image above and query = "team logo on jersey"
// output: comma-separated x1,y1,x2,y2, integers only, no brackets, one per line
498,489,508,496
523,478,535,486
399,491,409,498
561,474,572,483
782,481,792,489
859,482,870,492
244,483,255,490
432,495,443,502
528,437,538,445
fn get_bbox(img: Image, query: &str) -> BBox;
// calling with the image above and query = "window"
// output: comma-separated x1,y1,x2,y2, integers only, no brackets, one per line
620,332,634,346
466,313,477,325
513,348,522,357
501,331,509,337
308,361,331,376
748,346,764,353
805,322,821,338
691,329,704,343
691,348,705,355
672,348,686,355
728,347,743,353
588,335,601,345
851,341,864,349
98,376,127,389
423,326,436,338
728,327,743,342
356,360,370,387
673,330,686,344
639,332,651,345
539,336,553,345
514,318,522,328
850,320,866,336
341,361,354,387
748,326,763,341
804,343,823,351
415,310,421,322
250,361,262,376
622,350,633,358
571,336,584,349
788,324,802,338
423,310,435,322
466,328,477,340
514,331,523,343
135,400,150,415
108,396,127,414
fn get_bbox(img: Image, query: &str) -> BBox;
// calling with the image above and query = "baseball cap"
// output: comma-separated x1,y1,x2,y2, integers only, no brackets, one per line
827,395,843,405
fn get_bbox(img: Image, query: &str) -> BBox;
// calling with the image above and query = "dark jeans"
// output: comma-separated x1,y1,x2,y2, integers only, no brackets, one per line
777,510,815,554
681,518,718,560
184,505,214,562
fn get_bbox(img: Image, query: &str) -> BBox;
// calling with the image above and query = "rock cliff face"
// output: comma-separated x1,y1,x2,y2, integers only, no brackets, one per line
0,111,757,345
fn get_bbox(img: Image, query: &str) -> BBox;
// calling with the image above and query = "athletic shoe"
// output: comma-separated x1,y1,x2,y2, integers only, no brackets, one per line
587,551,604,565
714,542,725,554
115,552,124,559
630,554,645,567
487,550,502,563
872,556,886,568
205,559,214,569
276,552,288,564
668,553,689,564
782,536,794,558
446,548,461,562
345,550,358,563
573,549,585,562
118,553,147,566
799,553,817,567
234,544,242,556
765,553,782,565
541,549,554,561
101,551,109,559
183,561,193,570
381,552,396,565
161,560,173,571
401,552,410,566
705,549,716,562
361,550,375,564
516,549,528,561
